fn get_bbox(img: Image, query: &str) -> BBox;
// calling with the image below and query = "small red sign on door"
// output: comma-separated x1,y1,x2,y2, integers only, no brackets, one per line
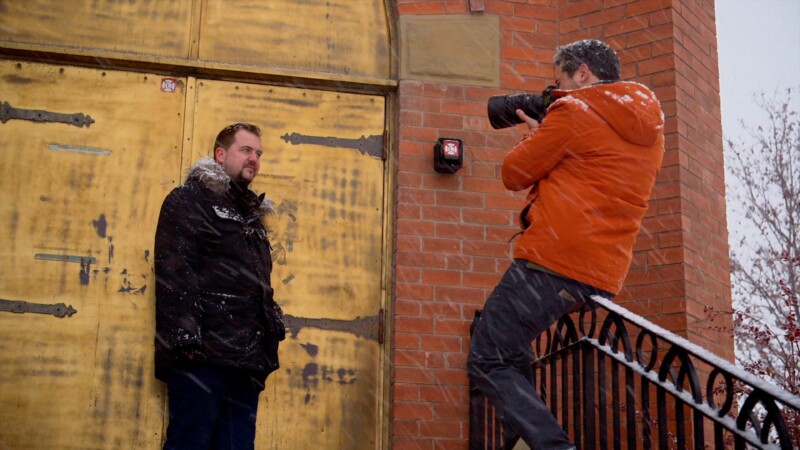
160,78,177,93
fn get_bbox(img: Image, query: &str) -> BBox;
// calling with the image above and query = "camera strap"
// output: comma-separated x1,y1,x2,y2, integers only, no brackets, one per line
518,184,539,230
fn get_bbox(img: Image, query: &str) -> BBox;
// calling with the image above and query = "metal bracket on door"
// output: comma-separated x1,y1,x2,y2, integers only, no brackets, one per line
280,132,385,159
1,101,95,128
0,298,77,318
283,311,382,342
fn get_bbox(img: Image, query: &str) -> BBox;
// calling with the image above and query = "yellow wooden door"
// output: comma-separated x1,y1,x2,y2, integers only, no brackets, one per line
0,60,186,448
188,79,387,449
0,62,388,449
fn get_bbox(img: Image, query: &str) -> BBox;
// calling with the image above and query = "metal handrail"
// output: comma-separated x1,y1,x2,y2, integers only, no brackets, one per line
469,295,800,450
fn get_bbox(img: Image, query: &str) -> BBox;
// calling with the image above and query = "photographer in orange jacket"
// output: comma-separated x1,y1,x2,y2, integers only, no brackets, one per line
468,39,665,450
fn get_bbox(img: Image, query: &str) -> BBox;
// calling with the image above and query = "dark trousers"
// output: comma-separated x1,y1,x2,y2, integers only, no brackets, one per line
467,259,611,450
163,364,261,450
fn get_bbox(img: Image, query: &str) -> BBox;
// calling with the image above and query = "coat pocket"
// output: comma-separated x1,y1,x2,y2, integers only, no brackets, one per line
200,292,265,357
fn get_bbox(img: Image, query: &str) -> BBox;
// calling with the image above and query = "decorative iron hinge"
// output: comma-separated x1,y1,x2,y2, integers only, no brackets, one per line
1,101,95,128
280,132,385,159
0,298,77,318
283,309,384,342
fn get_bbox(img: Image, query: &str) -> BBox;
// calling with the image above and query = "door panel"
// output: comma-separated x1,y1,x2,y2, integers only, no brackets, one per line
198,0,391,79
0,60,185,449
190,79,386,448
0,0,193,58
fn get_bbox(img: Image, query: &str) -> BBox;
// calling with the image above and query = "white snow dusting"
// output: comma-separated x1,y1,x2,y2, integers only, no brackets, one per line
213,206,244,223
603,90,634,104
558,96,589,111
590,295,800,409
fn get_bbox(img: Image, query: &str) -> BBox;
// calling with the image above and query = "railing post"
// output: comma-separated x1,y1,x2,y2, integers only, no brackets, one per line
582,341,596,450
641,378,652,450
625,366,636,450
468,310,486,450
468,374,485,450
572,344,582,448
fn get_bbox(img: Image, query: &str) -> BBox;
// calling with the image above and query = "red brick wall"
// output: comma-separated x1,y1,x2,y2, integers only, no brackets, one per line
391,1,732,448
668,0,732,362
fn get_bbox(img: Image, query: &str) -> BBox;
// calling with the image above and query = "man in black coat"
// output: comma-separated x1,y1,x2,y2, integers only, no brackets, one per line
154,123,284,450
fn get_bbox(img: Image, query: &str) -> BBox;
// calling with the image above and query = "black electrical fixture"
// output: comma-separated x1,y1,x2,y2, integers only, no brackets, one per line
433,137,463,174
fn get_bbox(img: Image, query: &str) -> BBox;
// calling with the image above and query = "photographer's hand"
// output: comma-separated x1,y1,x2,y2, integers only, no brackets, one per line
515,109,540,130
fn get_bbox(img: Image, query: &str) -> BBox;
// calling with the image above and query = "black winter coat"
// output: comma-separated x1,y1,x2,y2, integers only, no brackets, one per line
154,157,282,385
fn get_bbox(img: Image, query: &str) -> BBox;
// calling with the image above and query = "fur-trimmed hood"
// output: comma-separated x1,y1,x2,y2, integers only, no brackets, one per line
184,157,275,215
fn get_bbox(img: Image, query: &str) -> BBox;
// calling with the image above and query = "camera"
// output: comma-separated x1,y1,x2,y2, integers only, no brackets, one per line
487,86,556,129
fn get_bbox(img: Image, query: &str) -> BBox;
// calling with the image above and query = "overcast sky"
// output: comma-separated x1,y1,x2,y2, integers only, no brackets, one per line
715,0,799,310
716,0,800,143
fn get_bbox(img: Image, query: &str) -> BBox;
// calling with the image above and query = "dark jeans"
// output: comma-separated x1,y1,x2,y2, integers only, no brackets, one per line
467,259,611,450
163,364,262,450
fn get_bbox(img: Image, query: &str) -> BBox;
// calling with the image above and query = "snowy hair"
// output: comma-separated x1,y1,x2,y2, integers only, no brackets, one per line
554,39,620,81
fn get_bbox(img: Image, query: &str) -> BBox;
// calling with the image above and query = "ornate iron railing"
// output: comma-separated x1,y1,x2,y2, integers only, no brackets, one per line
469,295,800,450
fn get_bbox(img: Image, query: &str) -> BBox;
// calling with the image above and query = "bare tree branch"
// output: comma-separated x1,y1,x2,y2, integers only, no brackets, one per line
726,88,800,402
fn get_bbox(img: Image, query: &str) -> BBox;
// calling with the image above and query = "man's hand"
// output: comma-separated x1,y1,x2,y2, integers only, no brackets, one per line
516,109,540,130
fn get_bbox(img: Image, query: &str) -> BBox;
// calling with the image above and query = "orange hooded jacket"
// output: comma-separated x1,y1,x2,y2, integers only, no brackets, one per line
502,81,665,294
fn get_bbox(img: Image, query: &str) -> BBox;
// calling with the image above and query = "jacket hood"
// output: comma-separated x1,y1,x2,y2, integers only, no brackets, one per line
553,81,665,146
184,157,275,215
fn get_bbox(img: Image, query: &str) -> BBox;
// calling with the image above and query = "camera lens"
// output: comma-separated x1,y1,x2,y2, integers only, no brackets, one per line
487,93,548,129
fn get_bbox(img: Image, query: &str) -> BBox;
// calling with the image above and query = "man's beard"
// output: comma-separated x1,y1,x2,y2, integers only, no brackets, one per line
235,165,257,184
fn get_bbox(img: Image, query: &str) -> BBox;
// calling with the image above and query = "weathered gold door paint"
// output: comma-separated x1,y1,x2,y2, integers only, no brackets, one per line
1,63,388,448
0,60,186,449
0,0,193,58
198,0,391,79
0,0,393,84
189,79,387,449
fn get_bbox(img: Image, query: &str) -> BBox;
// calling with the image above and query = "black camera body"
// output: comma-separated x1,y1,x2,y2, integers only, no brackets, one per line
487,86,557,129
